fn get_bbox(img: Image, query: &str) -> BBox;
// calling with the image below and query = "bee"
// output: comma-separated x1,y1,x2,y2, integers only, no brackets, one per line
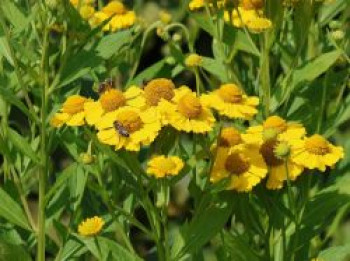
113,120,130,137
98,78,114,95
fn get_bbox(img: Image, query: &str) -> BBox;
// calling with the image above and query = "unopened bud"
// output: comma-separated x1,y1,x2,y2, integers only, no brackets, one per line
274,141,291,159
80,153,95,164
262,128,278,141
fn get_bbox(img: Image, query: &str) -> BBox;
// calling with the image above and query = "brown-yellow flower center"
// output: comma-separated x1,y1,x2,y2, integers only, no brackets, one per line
219,127,242,147
263,116,287,134
260,139,284,166
177,94,203,119
62,95,86,114
157,158,176,173
144,78,175,106
242,0,265,10
217,84,243,103
224,153,250,176
100,89,126,112
116,110,143,133
305,134,330,155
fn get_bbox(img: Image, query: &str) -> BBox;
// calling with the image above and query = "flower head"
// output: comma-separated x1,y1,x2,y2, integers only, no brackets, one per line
147,155,184,178
201,83,259,120
159,86,215,133
84,86,142,126
211,145,267,192
51,95,91,127
185,53,203,67
96,107,161,151
218,127,243,147
78,216,105,236
290,134,344,172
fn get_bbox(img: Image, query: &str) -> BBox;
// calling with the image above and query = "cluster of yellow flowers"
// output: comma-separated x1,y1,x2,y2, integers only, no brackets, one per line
211,116,344,192
51,79,343,190
70,0,136,32
189,0,272,33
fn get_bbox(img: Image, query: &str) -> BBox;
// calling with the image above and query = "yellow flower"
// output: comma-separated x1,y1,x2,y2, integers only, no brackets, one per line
109,11,136,32
224,7,272,33
102,0,126,16
79,5,95,20
128,78,177,124
185,53,203,67
201,83,259,120
241,0,265,10
159,10,172,24
159,86,215,133
84,87,141,126
147,155,184,178
51,95,91,127
218,127,243,147
96,107,161,151
189,0,227,10
78,216,104,236
290,134,344,172
89,11,110,31
259,139,304,190
242,115,306,145
211,144,268,192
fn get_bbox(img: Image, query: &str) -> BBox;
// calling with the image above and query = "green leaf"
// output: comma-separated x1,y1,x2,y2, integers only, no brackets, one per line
69,165,88,212
191,13,214,36
318,243,350,261
7,127,40,164
1,1,29,35
81,236,142,261
0,87,36,122
222,231,260,261
319,0,348,26
128,60,166,86
58,49,102,87
0,35,14,65
0,241,32,261
291,50,342,89
0,187,30,230
96,30,132,59
59,239,86,261
201,57,229,83
171,193,234,259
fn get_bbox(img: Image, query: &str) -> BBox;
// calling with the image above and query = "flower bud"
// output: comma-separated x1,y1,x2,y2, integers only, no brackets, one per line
274,141,291,159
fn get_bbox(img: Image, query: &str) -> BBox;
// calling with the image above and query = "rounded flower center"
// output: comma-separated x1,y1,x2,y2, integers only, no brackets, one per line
242,0,264,10
217,84,243,103
100,89,126,112
177,94,203,119
305,134,330,155
62,95,86,114
263,116,287,134
158,158,176,173
116,110,143,133
260,139,283,166
144,78,175,106
219,127,242,147
224,153,250,176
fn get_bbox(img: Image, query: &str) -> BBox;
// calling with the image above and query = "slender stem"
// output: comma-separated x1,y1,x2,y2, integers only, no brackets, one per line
261,32,271,117
38,25,50,261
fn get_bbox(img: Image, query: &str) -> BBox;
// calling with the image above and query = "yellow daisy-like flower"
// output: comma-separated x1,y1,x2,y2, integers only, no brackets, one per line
201,83,259,120
188,0,227,10
127,78,177,124
211,144,268,192
84,87,142,126
242,115,306,145
78,216,105,236
218,127,243,147
147,155,184,178
159,10,172,24
96,107,161,151
185,53,203,67
259,139,304,190
224,7,272,33
290,134,344,172
89,1,136,31
51,95,91,127
79,5,95,20
159,86,215,133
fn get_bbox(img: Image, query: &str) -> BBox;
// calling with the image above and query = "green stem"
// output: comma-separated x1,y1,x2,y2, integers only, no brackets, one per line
38,25,50,261
261,32,271,117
